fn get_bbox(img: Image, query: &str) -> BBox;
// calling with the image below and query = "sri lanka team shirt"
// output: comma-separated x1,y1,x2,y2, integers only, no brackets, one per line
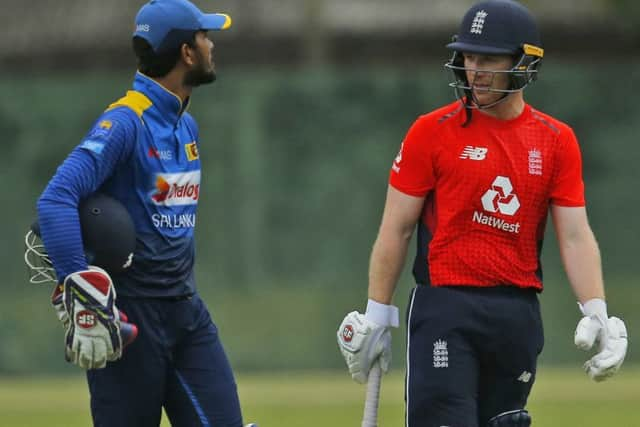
389,101,585,290
39,72,204,297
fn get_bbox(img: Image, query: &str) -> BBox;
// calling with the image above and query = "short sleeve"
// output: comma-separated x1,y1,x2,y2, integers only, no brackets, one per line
389,117,436,197
550,127,585,207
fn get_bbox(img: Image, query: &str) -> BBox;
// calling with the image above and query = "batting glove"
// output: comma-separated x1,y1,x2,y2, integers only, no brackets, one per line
63,266,137,369
574,298,628,381
337,300,399,384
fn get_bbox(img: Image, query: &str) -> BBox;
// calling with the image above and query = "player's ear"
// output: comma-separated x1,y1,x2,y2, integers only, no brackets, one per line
180,43,196,67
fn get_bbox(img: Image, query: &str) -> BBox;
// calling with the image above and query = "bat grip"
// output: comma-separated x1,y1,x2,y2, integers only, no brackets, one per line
362,361,382,427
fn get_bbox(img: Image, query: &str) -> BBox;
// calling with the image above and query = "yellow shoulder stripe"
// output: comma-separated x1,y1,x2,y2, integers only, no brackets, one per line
105,90,153,118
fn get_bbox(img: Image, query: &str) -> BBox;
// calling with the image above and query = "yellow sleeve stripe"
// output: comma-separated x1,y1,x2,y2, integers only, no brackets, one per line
105,90,153,119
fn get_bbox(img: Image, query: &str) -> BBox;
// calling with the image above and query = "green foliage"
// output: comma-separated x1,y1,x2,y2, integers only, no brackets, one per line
1,62,639,373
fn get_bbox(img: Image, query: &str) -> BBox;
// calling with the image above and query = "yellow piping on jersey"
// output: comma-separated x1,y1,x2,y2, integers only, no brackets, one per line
136,72,184,111
106,90,153,119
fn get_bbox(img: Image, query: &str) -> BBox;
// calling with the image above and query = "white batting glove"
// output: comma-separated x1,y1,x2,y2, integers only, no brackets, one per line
574,298,628,381
337,299,399,384
63,266,124,370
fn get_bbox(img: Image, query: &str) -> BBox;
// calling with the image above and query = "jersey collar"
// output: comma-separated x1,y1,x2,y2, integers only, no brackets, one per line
133,72,190,125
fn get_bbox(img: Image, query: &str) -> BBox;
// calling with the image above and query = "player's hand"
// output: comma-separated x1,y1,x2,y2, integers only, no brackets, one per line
337,300,399,384
574,299,628,381
63,266,137,369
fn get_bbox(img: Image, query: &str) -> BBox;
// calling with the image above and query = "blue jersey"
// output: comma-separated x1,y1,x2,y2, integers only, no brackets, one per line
38,72,202,297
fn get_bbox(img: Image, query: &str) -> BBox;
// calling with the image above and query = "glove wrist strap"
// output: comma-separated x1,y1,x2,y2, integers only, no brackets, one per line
365,299,399,328
579,298,608,321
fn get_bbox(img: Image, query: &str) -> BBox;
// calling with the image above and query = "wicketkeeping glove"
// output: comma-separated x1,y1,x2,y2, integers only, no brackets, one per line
51,284,70,331
63,266,137,369
337,300,399,384
574,298,628,382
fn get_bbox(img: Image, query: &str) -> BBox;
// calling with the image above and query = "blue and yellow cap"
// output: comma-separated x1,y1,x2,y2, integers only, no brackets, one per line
133,0,232,53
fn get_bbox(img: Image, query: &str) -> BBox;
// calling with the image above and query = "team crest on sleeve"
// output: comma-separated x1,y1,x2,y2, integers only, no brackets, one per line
392,142,404,173
79,119,116,154
87,119,115,140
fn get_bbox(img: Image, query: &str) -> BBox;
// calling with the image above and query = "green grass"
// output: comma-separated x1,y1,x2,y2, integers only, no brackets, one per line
0,367,638,426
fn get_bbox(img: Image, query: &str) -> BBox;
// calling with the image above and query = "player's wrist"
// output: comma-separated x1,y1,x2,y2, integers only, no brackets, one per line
365,299,399,328
579,298,607,321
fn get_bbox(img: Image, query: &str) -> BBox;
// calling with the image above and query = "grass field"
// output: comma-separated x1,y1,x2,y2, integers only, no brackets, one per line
0,367,638,426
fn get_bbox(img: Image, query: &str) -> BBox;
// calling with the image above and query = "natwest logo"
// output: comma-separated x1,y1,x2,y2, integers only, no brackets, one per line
151,171,200,206
473,176,521,234
481,176,520,215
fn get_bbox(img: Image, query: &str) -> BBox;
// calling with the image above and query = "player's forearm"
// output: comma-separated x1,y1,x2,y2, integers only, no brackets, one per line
559,228,605,303
368,227,412,305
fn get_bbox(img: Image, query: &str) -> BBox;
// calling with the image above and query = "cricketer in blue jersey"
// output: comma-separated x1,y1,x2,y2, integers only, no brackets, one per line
36,1,253,426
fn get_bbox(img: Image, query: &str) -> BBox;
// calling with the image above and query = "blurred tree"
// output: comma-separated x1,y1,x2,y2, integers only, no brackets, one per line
603,0,640,33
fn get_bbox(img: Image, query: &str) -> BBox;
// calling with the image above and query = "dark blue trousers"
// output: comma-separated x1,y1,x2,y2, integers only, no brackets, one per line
87,294,243,427
406,285,544,427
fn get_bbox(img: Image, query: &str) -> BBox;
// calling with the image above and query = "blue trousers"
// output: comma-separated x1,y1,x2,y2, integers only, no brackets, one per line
87,294,243,427
406,285,544,427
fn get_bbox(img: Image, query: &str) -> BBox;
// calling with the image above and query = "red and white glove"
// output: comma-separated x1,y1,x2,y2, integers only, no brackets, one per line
62,266,138,369
51,284,70,331
337,300,399,384
574,298,628,382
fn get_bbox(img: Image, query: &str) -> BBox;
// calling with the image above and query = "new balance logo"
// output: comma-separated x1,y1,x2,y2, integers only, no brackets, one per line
517,371,532,383
433,339,449,368
460,146,488,160
470,10,488,35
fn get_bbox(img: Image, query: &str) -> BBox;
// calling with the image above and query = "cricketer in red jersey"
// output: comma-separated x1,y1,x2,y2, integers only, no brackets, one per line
390,101,584,289
337,1,628,427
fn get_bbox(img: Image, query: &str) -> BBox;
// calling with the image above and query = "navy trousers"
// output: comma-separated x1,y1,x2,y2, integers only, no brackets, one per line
87,294,243,427
406,285,544,427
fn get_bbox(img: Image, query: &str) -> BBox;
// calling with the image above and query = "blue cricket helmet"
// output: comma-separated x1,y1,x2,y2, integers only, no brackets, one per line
78,193,136,274
25,193,136,284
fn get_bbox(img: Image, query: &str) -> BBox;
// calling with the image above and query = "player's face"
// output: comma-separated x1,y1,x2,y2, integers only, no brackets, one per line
184,31,216,87
463,53,513,105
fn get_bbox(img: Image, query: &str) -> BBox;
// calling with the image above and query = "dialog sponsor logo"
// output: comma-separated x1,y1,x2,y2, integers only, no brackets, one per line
150,171,200,206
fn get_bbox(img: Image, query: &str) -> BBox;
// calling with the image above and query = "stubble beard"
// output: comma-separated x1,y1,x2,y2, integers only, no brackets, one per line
184,51,216,87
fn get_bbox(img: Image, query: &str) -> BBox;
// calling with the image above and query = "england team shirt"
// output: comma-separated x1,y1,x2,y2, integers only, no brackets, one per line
389,101,585,290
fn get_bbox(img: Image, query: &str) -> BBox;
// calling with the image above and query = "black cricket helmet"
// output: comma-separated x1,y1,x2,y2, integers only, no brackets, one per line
444,0,544,108
25,193,136,284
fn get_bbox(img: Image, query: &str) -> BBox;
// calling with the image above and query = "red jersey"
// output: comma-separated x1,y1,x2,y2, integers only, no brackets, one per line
389,101,585,290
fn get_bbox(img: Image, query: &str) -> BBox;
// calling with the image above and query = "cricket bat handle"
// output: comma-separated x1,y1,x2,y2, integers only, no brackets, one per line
362,361,382,427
